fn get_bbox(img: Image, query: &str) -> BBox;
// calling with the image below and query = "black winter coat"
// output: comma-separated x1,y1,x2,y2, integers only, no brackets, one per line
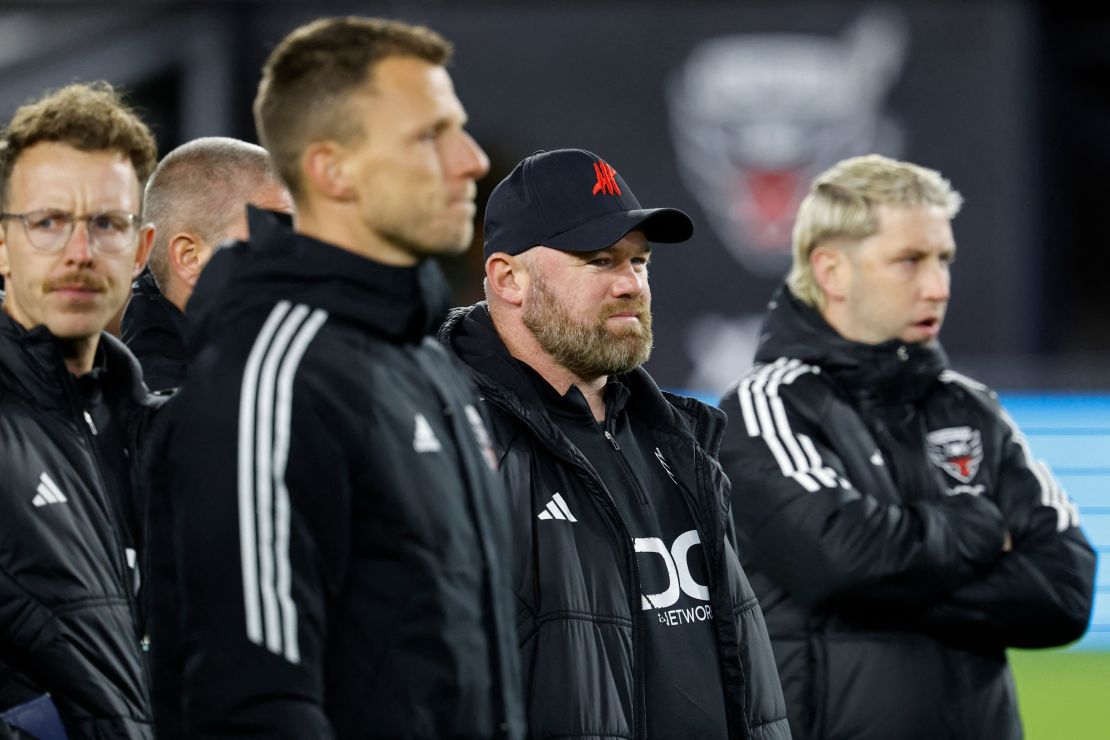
0,313,157,738
120,270,188,393
442,303,790,740
146,210,524,739
718,287,1096,740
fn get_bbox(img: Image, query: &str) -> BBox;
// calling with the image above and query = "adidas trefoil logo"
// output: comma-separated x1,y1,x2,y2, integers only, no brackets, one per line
537,492,577,522
32,472,68,507
412,413,442,453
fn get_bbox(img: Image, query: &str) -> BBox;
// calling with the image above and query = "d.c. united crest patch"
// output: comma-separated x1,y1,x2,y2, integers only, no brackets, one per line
926,426,983,483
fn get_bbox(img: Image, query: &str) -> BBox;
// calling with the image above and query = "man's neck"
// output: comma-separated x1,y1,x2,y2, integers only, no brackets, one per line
294,203,417,267
529,358,608,422
2,302,100,376
165,279,189,314
58,335,100,377
494,316,608,421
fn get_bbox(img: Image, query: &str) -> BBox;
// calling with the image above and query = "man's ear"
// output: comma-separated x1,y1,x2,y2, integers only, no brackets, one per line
132,224,155,279
485,253,530,307
811,243,849,304
302,141,355,202
167,231,206,288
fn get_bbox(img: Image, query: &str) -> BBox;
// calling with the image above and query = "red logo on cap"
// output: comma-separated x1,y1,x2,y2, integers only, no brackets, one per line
592,160,621,196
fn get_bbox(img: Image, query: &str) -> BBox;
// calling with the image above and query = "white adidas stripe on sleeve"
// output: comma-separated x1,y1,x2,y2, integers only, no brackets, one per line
237,301,328,664
737,358,846,493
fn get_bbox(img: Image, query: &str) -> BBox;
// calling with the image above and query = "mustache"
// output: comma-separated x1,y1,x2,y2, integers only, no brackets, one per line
43,271,109,292
602,298,650,320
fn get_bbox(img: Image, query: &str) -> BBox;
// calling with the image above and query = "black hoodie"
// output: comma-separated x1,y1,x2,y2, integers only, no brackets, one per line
0,313,158,738
717,286,1095,740
146,210,523,739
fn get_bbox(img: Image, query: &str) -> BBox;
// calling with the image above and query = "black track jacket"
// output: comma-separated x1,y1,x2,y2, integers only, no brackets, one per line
442,303,790,740
718,287,1096,740
146,210,523,739
0,313,157,738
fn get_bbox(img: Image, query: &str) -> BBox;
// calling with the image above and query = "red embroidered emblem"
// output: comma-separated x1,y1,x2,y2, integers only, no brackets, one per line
592,160,621,196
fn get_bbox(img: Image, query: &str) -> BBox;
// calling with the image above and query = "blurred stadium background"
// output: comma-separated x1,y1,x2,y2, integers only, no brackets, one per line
0,1,1103,736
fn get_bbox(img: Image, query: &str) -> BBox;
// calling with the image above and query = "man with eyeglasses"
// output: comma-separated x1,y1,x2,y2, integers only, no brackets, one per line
0,82,158,738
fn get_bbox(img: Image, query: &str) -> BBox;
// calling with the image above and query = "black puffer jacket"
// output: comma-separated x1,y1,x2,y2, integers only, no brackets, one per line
718,286,1096,740
0,313,157,738
146,210,523,738
120,270,188,393
442,302,790,740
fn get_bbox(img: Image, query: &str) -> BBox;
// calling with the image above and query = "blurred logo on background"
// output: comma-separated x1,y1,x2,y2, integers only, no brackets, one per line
667,9,908,276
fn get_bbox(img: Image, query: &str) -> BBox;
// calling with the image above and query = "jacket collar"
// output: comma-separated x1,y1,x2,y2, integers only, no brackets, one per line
440,302,725,450
121,270,189,346
0,310,153,412
755,284,947,406
187,208,454,351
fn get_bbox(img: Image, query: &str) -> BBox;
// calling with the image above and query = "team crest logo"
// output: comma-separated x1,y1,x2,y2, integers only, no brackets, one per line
666,9,907,276
926,426,983,483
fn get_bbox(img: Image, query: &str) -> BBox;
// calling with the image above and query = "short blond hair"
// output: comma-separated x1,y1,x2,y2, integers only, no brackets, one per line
787,154,962,308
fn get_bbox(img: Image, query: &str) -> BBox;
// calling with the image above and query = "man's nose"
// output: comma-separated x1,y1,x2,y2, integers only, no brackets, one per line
611,262,647,298
452,129,490,181
61,220,94,263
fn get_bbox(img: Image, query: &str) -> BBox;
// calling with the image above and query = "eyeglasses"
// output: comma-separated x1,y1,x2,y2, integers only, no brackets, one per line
0,209,141,254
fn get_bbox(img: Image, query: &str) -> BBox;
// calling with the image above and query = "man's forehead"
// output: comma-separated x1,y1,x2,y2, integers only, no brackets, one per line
8,143,139,203
362,57,459,110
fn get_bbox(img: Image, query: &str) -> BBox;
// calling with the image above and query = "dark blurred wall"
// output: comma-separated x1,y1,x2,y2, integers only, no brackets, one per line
1038,8,1110,363
0,1,1106,392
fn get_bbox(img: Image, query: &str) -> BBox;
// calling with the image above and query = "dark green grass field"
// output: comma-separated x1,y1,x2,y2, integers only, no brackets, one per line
1010,649,1109,739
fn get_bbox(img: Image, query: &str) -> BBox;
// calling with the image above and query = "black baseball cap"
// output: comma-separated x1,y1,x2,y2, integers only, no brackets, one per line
483,148,694,259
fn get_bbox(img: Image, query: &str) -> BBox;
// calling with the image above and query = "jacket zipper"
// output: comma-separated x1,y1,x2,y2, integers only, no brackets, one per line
601,422,650,506
60,368,153,708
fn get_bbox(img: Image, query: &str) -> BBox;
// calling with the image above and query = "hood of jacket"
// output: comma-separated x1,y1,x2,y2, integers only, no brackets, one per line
187,208,454,351
121,270,189,348
755,284,947,407
440,301,727,453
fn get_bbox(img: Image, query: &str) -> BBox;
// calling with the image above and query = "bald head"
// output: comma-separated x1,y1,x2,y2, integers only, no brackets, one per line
143,136,292,310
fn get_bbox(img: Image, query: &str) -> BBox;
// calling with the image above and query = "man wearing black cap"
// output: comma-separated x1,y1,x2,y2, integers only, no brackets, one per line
441,148,790,740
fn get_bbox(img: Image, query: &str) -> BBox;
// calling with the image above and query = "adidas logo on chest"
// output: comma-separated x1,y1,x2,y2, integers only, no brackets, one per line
32,472,68,507
537,493,577,522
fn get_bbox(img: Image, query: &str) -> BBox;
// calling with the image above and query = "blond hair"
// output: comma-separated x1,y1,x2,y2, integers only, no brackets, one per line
787,154,962,308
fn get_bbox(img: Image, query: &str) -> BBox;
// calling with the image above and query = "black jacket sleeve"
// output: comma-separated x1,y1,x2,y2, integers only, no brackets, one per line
155,361,347,738
913,403,1096,648
718,371,1007,610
